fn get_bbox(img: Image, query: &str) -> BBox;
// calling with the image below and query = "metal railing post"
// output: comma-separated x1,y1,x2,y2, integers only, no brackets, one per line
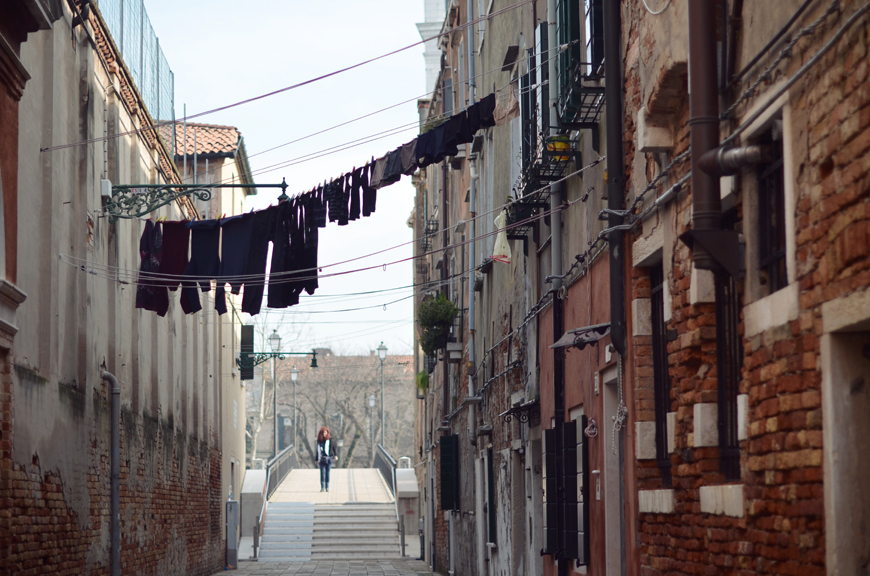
400,515,406,557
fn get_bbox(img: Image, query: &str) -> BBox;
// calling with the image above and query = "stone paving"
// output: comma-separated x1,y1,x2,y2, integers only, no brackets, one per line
269,469,394,504
213,559,435,576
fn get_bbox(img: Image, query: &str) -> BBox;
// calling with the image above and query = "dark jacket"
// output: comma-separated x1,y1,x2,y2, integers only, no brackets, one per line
315,439,337,465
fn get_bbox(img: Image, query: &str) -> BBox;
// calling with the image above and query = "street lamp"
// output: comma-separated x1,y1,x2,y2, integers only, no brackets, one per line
368,394,376,465
290,366,298,456
270,330,281,459
377,342,388,447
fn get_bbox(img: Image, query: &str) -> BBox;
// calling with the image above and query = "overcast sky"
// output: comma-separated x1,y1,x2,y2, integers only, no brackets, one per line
146,0,426,357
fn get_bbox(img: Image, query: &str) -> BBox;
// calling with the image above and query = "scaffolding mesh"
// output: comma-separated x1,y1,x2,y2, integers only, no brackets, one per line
97,0,175,122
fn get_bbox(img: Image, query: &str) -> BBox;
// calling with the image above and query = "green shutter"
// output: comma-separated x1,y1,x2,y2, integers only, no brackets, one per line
542,428,558,555
563,420,579,559
577,415,590,566
440,435,460,510
486,447,497,544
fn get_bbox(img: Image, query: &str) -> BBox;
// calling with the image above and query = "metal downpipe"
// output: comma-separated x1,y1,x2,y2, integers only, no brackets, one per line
688,0,723,270
101,370,121,576
604,0,627,356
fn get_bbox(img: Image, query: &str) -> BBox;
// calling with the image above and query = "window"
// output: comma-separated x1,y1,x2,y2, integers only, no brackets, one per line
443,78,454,116
563,417,590,565
556,0,581,107
650,264,673,487
716,210,743,481
585,0,604,76
757,120,787,294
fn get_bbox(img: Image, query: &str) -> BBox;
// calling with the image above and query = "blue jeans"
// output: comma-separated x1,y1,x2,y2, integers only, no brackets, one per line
320,461,332,488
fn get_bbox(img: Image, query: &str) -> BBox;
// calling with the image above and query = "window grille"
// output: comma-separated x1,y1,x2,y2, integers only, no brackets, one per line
757,125,787,293
650,265,673,487
716,210,742,481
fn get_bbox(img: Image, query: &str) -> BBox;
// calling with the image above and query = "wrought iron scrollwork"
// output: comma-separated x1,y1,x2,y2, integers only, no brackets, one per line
106,185,213,223
499,401,541,425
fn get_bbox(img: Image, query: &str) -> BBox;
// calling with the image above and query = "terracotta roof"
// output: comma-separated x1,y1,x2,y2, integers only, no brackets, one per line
159,122,242,158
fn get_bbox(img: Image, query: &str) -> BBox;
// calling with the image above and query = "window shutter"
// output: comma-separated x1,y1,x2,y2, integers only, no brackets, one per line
440,434,460,510
520,70,533,173
562,420,579,559
577,415,590,566
240,325,254,381
486,447,497,544
443,78,454,116
542,427,558,555
534,23,550,137
585,0,604,75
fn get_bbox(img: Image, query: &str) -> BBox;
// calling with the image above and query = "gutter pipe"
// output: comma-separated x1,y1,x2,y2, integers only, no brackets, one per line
468,0,477,397
546,0,567,570
101,370,121,576
686,0,723,271
604,0,627,356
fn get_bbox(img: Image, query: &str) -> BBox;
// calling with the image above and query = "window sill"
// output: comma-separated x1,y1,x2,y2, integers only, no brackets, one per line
638,489,675,514
744,282,799,337
699,484,744,517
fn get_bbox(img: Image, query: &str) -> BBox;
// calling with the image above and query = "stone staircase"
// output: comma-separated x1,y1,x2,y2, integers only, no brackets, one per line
258,502,315,562
310,502,400,560
259,502,399,561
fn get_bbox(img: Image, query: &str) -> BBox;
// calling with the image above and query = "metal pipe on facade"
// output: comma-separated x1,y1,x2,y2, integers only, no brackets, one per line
441,160,450,419
604,0,627,356
100,370,121,576
467,0,477,395
687,0,723,271
546,0,567,569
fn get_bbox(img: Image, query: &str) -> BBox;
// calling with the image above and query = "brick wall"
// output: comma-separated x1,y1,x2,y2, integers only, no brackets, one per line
627,1,870,574
0,389,223,576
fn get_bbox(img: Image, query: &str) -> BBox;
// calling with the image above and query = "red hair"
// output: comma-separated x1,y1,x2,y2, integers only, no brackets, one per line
317,427,331,442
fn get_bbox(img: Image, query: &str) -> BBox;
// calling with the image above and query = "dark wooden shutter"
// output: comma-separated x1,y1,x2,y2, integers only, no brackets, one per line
440,434,460,510
486,447,497,544
651,265,673,487
240,324,254,380
562,420,579,559
542,427,558,555
534,23,550,137
586,0,604,75
577,415,590,566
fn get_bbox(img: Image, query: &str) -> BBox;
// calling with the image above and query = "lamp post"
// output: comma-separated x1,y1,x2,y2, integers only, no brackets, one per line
290,366,298,456
377,342,388,447
368,394,376,465
270,330,281,459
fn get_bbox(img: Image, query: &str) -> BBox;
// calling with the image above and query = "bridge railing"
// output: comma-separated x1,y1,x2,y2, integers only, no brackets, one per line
374,444,399,527
253,444,296,559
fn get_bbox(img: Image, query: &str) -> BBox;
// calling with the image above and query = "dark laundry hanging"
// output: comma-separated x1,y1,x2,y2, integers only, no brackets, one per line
401,140,418,175
339,172,351,226
453,109,475,144
415,130,436,168
370,155,387,189
381,148,404,186
214,212,256,315
314,184,327,228
301,195,319,296
241,205,278,315
326,178,348,225
136,220,170,317
157,220,190,291
467,92,496,132
180,218,221,315
349,167,363,221
361,162,377,217
267,201,301,309
430,121,459,164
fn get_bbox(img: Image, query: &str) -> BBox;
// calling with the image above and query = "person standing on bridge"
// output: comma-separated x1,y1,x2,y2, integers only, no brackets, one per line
316,426,338,492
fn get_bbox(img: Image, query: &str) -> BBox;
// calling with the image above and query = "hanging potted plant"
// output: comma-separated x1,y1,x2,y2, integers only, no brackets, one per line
416,372,429,399
417,293,460,355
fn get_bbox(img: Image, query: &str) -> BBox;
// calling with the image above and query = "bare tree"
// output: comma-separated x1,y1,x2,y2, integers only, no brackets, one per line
274,349,416,469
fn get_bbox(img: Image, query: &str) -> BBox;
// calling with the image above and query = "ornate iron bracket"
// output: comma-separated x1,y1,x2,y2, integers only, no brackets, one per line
236,349,318,371
105,179,290,223
499,400,540,425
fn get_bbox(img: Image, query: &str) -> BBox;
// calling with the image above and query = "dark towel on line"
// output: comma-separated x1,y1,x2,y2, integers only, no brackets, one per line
241,206,278,316
157,220,190,291
401,140,418,175
180,219,221,315
136,220,169,317
214,212,256,315
361,162,377,217
349,167,362,221
381,148,404,187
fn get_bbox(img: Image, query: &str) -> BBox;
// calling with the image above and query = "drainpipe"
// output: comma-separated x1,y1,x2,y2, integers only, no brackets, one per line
101,370,121,576
441,160,450,420
467,0,477,399
686,0,723,271
546,0,567,570
604,0,627,356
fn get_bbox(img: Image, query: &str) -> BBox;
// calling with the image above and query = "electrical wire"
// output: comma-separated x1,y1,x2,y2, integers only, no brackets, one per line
40,0,538,154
